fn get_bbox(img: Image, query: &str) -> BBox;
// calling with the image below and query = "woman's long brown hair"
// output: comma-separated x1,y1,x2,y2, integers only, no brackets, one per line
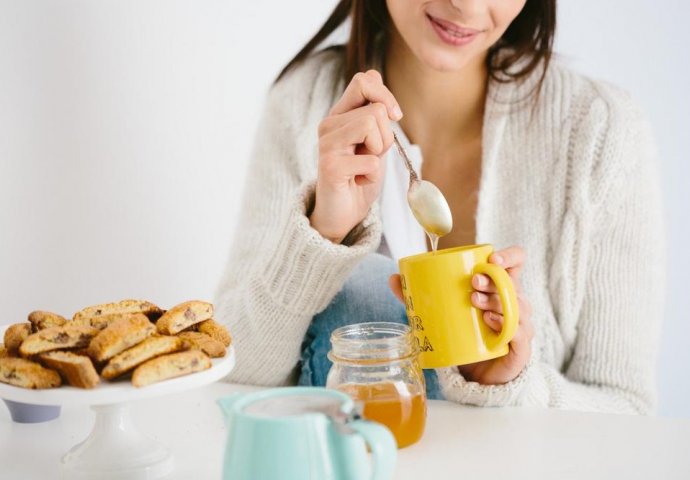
276,0,556,96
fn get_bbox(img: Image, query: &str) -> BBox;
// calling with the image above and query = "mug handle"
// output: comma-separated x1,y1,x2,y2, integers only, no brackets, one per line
473,263,520,349
349,420,397,480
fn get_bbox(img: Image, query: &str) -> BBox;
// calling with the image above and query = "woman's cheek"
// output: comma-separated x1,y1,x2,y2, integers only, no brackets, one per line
488,0,528,38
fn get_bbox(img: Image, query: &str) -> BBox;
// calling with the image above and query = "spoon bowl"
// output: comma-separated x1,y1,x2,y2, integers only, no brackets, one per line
407,180,453,237
392,131,453,242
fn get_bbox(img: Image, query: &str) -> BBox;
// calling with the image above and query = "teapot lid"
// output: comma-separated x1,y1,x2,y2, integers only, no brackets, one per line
241,390,362,429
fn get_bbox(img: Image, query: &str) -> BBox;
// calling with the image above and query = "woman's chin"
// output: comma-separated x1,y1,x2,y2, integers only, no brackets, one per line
419,49,477,73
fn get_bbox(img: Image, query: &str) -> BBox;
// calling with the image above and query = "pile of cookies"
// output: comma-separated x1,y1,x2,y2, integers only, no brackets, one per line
0,299,231,389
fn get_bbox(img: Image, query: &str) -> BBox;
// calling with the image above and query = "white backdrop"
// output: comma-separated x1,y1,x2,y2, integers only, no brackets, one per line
1,1,688,417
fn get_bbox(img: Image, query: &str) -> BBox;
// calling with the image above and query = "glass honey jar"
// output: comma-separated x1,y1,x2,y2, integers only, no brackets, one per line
326,322,427,448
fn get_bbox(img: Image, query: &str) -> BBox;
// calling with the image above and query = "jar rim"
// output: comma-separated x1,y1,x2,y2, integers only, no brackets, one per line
331,321,411,342
329,322,417,364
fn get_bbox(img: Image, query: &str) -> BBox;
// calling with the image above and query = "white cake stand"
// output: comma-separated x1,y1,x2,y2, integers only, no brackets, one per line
0,324,235,480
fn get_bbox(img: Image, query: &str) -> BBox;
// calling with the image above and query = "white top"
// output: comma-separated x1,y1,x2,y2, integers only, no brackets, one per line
214,48,665,415
379,125,427,261
4,383,689,479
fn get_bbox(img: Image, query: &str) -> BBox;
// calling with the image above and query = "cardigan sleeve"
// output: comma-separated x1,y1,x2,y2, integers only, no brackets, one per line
438,94,664,414
214,59,382,386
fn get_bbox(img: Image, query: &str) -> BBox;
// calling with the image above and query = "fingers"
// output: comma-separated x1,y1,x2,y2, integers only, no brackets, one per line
320,116,385,156
474,246,526,294
318,154,384,185
479,298,534,365
472,291,532,317
330,70,402,121
490,245,526,277
477,297,534,357
319,102,394,156
310,73,397,244
319,71,399,164
482,310,503,333
471,273,496,293
473,273,522,296
388,274,405,304
472,291,504,314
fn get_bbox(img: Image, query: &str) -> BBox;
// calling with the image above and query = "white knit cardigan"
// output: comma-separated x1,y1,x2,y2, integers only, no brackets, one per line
215,48,664,414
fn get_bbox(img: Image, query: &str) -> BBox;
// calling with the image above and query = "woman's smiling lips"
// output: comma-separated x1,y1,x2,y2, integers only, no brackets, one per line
426,13,483,46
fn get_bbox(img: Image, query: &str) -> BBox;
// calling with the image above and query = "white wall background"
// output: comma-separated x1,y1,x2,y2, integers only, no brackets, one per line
1,1,688,417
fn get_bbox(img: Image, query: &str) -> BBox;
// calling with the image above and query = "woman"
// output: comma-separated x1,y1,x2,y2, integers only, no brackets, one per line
215,0,664,414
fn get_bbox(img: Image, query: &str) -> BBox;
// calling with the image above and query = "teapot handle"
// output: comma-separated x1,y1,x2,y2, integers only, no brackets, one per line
349,420,397,480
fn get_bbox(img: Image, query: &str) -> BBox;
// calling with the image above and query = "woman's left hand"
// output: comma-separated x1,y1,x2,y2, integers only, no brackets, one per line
389,246,535,385
460,246,534,384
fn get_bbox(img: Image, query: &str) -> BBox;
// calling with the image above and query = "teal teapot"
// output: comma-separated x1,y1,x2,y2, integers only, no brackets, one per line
217,387,396,480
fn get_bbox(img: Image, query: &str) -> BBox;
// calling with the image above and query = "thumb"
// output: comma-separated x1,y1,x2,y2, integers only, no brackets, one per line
388,274,405,304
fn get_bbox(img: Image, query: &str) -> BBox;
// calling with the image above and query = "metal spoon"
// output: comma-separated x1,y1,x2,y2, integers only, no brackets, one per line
392,131,453,248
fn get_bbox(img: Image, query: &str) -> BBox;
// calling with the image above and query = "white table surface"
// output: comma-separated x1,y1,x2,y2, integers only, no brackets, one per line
1,382,689,480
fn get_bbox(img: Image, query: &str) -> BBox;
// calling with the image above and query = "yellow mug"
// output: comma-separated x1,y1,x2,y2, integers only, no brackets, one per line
398,244,519,369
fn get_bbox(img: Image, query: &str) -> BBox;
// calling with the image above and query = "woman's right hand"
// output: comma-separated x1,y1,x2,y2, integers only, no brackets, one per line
309,70,403,244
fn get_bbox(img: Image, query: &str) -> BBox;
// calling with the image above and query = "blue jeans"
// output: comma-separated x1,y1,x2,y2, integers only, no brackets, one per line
298,253,444,400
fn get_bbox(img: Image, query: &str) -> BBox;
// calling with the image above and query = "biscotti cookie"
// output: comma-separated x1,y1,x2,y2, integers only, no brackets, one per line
28,311,67,331
177,331,226,358
197,319,232,347
19,325,99,357
0,357,61,389
72,312,142,330
73,299,164,323
156,301,213,335
4,323,32,356
132,349,211,387
39,351,100,389
102,335,184,380
87,313,155,362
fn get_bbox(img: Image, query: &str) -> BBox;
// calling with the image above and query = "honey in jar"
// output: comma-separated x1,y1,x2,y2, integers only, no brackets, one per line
326,322,427,448
338,382,426,448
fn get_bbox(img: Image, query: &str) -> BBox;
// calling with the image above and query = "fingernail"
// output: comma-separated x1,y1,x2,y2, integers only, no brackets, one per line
474,292,487,303
392,105,403,120
474,274,488,287
492,254,503,265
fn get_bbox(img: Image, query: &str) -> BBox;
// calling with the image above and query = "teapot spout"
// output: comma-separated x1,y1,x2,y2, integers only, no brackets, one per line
217,394,243,425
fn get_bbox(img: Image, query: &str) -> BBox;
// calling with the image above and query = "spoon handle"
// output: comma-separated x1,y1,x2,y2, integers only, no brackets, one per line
392,131,419,183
